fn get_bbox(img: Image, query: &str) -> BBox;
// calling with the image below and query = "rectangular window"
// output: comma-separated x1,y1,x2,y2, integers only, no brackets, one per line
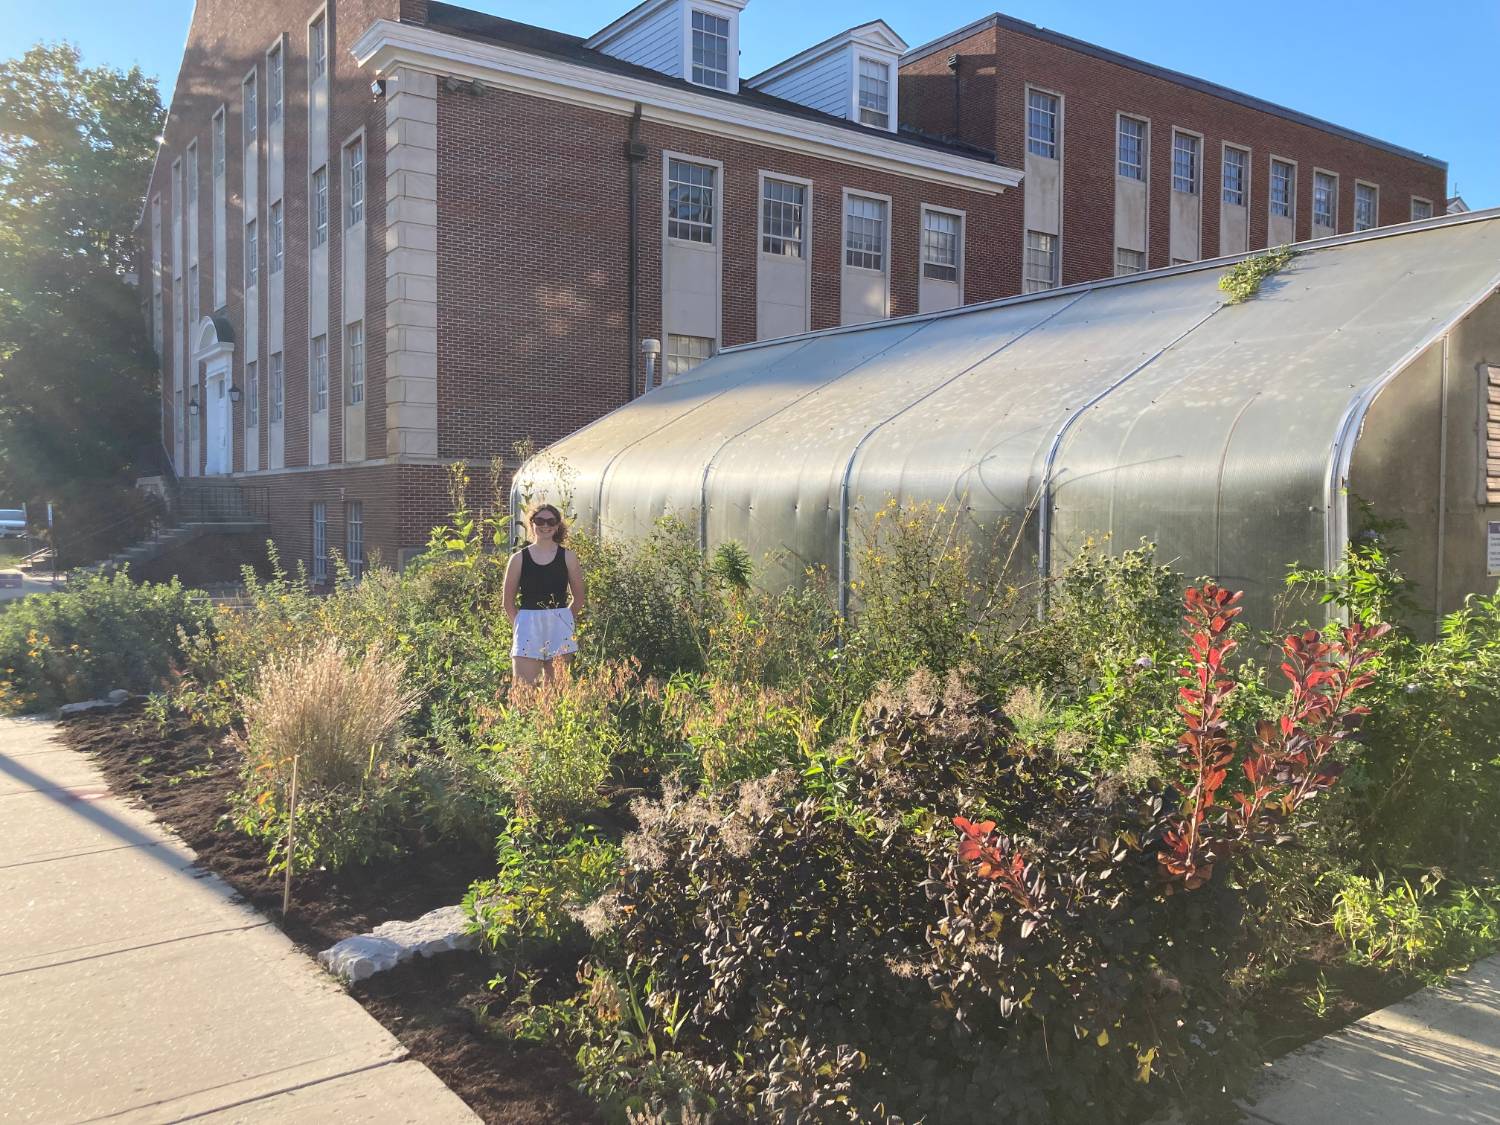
921,209,961,282
1314,171,1337,228
243,72,257,142
666,334,714,378
268,43,283,123
1354,182,1378,231
1270,159,1294,218
1411,197,1433,221
690,10,730,90
1222,146,1247,207
1115,248,1146,276
269,201,283,273
212,109,225,177
1024,230,1058,293
188,264,199,325
1172,132,1199,194
187,142,198,207
270,352,284,423
311,334,328,413
844,194,886,271
345,137,364,227
667,158,715,244
1027,89,1058,159
309,14,327,82
1117,116,1145,180
153,291,163,351
244,219,258,289
858,58,890,129
761,177,805,257
246,360,259,427
346,501,364,579
312,502,328,583
347,321,364,405
311,166,328,248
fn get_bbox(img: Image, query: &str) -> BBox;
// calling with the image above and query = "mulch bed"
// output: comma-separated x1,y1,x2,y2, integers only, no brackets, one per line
58,700,601,1125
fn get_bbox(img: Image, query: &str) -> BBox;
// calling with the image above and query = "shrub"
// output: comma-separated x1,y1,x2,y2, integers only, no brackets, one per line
1333,872,1500,979
0,571,211,713
234,637,417,872
660,674,815,788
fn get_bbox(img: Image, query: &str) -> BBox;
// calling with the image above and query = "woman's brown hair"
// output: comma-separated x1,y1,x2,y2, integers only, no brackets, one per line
525,503,568,545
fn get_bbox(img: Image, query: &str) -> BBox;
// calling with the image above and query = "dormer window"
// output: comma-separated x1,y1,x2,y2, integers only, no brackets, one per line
691,9,731,89
857,58,890,128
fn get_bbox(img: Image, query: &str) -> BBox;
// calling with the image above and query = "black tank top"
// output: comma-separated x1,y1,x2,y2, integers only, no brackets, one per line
517,546,569,609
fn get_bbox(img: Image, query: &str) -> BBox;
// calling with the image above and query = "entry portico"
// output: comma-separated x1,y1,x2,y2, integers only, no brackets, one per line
192,316,236,477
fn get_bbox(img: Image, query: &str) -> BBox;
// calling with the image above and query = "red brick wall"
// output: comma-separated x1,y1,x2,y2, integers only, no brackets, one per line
434,85,1015,461
901,23,1447,287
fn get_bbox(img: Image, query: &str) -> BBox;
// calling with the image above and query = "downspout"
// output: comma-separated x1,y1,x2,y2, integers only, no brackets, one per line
625,104,645,401
1435,334,1450,630
948,53,961,141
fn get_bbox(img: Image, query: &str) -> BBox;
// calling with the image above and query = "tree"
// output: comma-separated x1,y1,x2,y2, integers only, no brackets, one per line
0,43,164,510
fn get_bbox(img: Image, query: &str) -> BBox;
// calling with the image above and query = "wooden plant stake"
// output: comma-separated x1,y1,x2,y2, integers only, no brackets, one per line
282,754,300,918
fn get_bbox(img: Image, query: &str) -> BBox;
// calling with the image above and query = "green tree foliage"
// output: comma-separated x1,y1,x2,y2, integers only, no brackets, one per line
0,43,164,503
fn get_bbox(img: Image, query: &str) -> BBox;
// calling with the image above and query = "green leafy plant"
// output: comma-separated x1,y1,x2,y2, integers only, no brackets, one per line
1218,245,1295,304
1333,871,1500,979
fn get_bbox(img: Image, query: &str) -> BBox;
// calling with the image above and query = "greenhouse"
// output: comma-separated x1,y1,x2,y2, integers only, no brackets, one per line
518,209,1500,625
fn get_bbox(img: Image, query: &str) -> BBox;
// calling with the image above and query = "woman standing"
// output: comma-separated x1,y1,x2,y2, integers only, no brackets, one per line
503,503,587,687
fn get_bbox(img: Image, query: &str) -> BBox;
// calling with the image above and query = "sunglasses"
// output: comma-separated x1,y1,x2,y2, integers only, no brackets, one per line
530,515,559,527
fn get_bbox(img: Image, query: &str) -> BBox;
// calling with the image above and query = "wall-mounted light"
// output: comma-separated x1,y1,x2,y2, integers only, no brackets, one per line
370,77,387,100
228,385,242,403
188,398,200,416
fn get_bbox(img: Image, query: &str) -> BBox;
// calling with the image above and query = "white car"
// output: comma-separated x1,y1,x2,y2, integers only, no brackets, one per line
0,507,26,538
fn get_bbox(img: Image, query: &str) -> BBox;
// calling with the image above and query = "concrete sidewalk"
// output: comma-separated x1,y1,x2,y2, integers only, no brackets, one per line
0,716,479,1124
1245,954,1500,1124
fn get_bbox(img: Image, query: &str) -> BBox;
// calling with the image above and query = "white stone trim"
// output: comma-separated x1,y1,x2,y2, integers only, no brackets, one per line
352,20,1021,195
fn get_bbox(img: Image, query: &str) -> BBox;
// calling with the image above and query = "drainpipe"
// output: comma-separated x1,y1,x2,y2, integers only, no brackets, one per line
625,104,646,401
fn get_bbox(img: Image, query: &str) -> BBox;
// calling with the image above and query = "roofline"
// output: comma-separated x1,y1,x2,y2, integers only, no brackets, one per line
717,206,1500,358
746,20,908,87
136,0,200,229
901,12,1447,171
353,19,1022,194
582,0,677,49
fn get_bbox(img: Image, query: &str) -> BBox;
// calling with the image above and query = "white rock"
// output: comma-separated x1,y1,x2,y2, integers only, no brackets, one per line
317,935,405,982
318,905,478,982
107,689,130,703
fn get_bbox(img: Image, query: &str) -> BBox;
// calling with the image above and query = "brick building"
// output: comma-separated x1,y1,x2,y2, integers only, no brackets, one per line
138,1,1444,576
898,13,1447,292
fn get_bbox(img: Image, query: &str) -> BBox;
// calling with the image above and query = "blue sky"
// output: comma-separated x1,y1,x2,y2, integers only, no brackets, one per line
3,0,1495,208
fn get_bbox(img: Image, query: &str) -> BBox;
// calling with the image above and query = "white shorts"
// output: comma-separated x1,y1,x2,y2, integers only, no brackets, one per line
511,607,578,660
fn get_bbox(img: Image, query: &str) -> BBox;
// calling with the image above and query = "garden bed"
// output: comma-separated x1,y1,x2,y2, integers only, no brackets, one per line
59,700,599,1125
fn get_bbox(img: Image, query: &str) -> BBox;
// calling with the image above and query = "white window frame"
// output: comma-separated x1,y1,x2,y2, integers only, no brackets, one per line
242,68,257,145
664,153,721,246
758,171,810,260
1410,196,1434,222
1269,155,1297,222
311,165,328,248
1354,180,1380,231
1221,143,1250,208
683,4,737,93
1116,113,1147,181
211,108,226,179
308,10,328,84
1312,168,1339,231
343,130,365,229
1026,86,1061,160
269,201,284,273
269,352,284,423
312,502,328,583
1024,229,1059,293
841,189,890,274
1115,247,1146,276
266,37,284,125
1172,128,1202,195
246,359,259,428
346,320,365,405
188,263,199,326
310,334,328,414
244,219,258,290
346,501,364,579
665,334,716,379
920,204,964,289
856,56,892,131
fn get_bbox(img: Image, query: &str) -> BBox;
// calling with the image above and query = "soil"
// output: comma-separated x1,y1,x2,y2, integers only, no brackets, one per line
58,700,601,1125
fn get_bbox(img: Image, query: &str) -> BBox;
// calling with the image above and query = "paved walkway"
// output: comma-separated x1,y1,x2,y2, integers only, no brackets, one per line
1245,954,1500,1124
0,716,479,1124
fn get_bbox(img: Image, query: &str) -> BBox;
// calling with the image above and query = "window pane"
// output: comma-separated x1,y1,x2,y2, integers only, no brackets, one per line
1172,133,1199,193
1117,117,1145,180
666,334,714,378
312,335,328,413
667,158,715,243
346,138,364,227
312,166,328,247
1024,230,1057,293
858,58,890,129
269,202,283,272
348,321,365,405
347,501,364,579
245,220,257,289
270,353,284,423
1355,183,1378,231
1027,90,1058,159
310,16,326,81
844,195,886,271
1314,172,1337,228
922,210,960,282
1115,247,1145,276
761,178,805,257
1270,160,1293,218
244,75,257,140
212,113,225,176
690,10,730,89
1411,198,1432,221
312,503,327,582
1222,147,1246,206
269,46,282,122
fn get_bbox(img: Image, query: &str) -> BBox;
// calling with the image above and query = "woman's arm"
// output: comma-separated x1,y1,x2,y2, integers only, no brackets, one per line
503,551,522,625
565,548,587,618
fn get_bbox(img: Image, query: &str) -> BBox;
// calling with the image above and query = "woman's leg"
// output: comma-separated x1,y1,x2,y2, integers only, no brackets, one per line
542,651,575,685
512,655,546,688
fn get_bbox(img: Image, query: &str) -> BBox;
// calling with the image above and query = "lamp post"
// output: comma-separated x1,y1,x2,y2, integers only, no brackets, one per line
640,337,661,393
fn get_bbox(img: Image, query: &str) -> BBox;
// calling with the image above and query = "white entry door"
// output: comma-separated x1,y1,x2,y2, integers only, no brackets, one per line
205,364,232,475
